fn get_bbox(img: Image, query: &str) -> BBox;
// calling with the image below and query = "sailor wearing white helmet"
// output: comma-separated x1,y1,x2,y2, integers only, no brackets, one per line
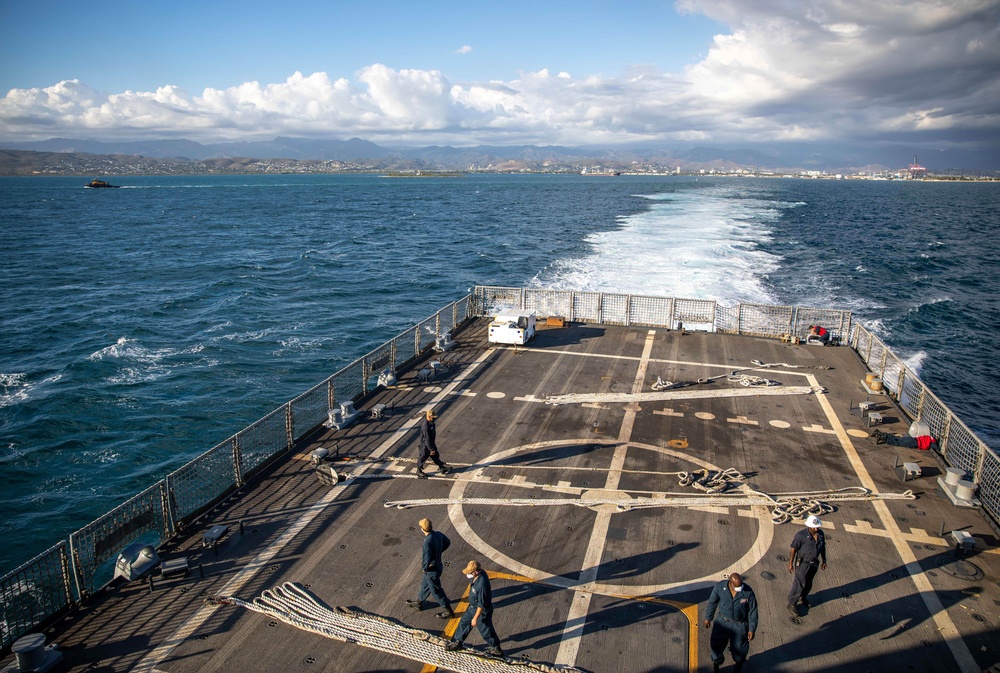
787,514,828,617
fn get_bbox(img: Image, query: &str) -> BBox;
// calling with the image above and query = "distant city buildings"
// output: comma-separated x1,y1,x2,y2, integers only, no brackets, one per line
1,149,995,180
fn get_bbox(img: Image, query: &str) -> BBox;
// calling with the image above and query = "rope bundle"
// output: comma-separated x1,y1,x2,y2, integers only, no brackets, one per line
212,582,583,673
726,374,779,387
677,468,747,493
750,359,831,370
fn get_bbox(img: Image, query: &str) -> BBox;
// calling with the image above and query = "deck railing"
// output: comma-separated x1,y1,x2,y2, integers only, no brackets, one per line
0,294,474,651
2,287,994,651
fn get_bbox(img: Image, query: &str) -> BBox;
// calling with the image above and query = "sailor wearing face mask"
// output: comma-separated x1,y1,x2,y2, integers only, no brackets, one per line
703,572,758,673
444,560,503,658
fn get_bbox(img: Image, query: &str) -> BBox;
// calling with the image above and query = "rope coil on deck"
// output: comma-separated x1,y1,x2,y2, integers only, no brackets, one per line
213,582,584,673
726,373,779,387
383,485,915,523
750,359,832,370
544,385,818,405
676,468,747,493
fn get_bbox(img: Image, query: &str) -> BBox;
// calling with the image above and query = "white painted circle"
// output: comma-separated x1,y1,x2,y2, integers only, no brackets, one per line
448,438,773,596
486,391,506,399
695,412,715,420
846,429,869,438
769,420,791,428
425,386,443,393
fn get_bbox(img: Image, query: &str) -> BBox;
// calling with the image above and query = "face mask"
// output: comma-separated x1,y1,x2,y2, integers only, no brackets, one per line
466,573,475,579
732,584,743,592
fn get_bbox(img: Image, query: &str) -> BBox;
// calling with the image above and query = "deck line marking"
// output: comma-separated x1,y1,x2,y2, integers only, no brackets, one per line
421,586,473,673
807,374,978,673
137,348,499,673
654,407,685,417
843,520,945,545
555,330,657,667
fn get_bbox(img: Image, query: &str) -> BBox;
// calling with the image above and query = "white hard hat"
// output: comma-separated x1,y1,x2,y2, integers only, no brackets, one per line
805,515,823,528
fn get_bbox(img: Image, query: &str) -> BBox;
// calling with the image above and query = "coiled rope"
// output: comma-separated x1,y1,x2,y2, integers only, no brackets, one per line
384,485,915,522
544,385,817,405
676,467,747,493
726,374,779,387
750,359,832,370
210,582,583,673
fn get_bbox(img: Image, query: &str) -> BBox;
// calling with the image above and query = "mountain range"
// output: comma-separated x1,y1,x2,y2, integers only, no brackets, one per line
1,137,997,173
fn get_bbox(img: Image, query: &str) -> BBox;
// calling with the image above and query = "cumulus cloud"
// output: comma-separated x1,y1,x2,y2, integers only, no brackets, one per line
2,0,998,147
456,45,473,54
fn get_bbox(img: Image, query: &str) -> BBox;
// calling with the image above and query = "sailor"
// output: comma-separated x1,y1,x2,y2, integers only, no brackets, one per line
417,409,450,478
871,430,939,450
703,572,758,673
807,325,830,345
445,560,503,658
787,514,828,615
405,518,455,619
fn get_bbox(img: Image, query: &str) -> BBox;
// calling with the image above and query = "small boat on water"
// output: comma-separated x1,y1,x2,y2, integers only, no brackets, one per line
85,179,120,188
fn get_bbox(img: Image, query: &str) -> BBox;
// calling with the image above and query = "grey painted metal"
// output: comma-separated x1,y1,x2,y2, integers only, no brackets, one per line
4,287,996,655
0,542,72,651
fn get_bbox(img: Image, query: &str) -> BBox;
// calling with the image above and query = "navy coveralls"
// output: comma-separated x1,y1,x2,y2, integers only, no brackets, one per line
453,572,501,649
788,527,826,606
418,417,446,470
705,580,758,668
418,531,451,609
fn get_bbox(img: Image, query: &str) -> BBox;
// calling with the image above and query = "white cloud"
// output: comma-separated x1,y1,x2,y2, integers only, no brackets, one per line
456,45,473,54
2,1,998,148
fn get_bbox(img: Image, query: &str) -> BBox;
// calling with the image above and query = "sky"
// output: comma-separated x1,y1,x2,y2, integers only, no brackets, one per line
1,0,999,150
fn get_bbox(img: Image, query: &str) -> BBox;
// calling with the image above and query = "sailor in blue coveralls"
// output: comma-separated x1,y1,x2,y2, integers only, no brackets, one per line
405,518,455,619
445,560,503,658
787,514,827,615
703,573,758,673
416,410,449,478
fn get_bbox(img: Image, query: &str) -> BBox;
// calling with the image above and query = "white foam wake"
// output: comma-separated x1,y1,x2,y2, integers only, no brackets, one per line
542,185,781,305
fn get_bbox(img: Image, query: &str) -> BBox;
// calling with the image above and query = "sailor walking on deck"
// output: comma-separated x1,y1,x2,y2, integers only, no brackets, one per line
406,518,455,619
445,560,503,658
704,572,758,673
787,514,828,615
416,410,450,478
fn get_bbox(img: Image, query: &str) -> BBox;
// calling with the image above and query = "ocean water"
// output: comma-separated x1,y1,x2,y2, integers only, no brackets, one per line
1,174,997,573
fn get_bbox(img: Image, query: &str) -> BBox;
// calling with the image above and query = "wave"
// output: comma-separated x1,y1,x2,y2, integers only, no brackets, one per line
86,337,207,385
0,372,63,408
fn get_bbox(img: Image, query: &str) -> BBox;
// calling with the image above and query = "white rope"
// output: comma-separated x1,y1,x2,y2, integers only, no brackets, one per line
347,458,750,480
386,493,779,510
750,359,831,370
677,468,747,493
383,486,915,522
726,373,778,387
211,582,582,673
544,385,818,405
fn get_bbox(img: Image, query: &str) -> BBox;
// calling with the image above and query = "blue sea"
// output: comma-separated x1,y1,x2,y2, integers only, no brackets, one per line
1,174,998,573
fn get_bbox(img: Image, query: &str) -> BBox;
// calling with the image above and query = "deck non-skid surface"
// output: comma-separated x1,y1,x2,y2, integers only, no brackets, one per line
21,320,1000,673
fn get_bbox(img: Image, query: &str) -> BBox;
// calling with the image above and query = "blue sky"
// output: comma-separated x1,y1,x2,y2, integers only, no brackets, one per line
1,2,724,94
1,1,998,149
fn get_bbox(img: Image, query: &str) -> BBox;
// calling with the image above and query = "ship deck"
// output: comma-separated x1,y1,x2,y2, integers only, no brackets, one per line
12,319,1000,673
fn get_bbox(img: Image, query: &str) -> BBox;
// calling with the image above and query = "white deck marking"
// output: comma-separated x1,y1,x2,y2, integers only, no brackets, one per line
654,407,685,417
727,415,759,426
802,423,836,434
843,520,946,545
555,331,657,666
513,394,545,402
135,348,499,673
807,374,979,673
